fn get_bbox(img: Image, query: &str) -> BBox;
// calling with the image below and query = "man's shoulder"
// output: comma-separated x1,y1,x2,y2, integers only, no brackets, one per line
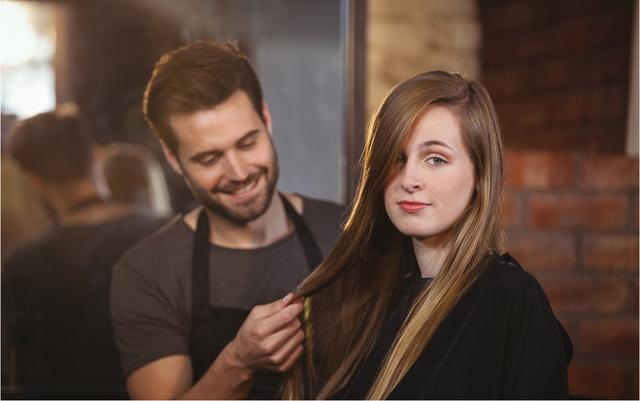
299,194,347,255
116,214,192,275
300,194,347,224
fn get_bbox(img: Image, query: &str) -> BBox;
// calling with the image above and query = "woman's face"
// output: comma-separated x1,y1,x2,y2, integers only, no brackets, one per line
384,105,475,242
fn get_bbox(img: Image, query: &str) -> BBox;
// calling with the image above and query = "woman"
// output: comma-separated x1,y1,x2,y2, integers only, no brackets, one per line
282,71,572,399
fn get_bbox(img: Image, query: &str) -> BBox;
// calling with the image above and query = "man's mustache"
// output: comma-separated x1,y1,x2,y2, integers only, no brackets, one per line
215,171,263,194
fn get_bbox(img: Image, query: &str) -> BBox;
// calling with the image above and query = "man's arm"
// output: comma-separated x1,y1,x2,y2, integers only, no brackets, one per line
126,294,305,400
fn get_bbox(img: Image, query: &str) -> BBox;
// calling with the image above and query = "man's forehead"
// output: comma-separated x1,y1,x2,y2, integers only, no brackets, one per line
168,98,264,155
170,91,258,127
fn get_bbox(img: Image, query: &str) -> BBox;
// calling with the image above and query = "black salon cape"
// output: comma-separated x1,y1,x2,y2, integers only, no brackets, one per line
336,253,572,399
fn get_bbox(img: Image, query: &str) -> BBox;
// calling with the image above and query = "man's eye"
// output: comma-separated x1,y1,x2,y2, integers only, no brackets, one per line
426,156,447,166
199,156,219,166
238,138,257,149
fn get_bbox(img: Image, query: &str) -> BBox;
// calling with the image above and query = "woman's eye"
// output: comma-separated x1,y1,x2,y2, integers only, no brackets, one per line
426,156,446,166
395,154,406,164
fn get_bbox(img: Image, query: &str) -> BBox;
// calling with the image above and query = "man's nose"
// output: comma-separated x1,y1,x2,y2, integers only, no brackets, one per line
222,151,250,181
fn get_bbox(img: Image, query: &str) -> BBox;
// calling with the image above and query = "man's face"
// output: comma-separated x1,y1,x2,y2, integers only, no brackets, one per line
167,90,279,224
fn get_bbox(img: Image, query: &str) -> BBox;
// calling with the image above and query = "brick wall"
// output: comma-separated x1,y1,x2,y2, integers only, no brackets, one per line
504,151,639,399
366,2,637,397
367,0,481,117
481,0,634,153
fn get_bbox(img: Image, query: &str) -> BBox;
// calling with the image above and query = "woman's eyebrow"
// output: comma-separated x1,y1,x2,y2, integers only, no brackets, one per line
419,140,453,151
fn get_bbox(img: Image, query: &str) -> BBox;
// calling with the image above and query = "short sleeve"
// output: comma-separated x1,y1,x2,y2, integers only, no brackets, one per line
110,261,189,378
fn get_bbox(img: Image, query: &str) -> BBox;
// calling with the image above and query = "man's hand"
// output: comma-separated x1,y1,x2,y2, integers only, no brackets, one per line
224,293,305,374
126,294,305,400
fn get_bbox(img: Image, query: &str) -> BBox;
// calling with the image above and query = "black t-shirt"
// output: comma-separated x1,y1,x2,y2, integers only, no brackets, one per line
334,253,573,399
110,196,345,379
1,212,166,397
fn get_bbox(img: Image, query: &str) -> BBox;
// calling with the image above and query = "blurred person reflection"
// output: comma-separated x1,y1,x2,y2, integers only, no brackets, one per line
1,105,166,398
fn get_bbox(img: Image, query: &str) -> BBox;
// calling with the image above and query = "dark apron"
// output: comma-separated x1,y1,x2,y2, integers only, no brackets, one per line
189,194,322,399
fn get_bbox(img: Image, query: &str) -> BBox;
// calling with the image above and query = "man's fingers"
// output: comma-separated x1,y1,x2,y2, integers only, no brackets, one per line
260,318,301,354
250,293,301,319
267,328,305,368
258,301,303,335
250,295,286,319
276,344,304,373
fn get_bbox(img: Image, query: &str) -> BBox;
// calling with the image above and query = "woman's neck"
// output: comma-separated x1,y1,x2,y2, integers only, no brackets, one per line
412,233,451,278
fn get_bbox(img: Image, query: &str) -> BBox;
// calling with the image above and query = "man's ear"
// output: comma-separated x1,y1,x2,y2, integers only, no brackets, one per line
262,102,273,134
161,141,183,176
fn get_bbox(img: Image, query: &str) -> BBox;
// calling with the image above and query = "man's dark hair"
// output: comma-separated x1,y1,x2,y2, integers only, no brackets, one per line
8,106,94,184
143,41,264,154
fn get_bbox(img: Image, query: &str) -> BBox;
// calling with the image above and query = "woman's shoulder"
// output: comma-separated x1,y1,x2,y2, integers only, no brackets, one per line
473,252,546,300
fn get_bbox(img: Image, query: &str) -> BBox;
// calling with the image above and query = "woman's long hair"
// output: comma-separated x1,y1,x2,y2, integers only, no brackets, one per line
282,71,504,400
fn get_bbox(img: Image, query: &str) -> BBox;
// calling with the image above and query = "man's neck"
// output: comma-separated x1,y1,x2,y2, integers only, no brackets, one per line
186,192,302,249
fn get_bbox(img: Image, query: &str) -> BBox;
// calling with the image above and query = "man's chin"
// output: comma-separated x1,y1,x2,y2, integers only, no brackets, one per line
208,206,265,225
205,192,272,224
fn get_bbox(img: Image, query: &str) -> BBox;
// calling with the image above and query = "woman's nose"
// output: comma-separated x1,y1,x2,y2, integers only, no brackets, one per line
398,163,424,193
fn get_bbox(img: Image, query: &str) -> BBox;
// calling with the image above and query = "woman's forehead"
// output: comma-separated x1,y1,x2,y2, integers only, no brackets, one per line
403,106,463,151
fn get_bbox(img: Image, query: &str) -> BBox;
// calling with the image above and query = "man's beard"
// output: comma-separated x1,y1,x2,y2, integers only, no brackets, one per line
185,157,279,225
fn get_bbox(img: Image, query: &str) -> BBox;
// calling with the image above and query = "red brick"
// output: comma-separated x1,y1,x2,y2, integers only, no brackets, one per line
537,276,629,314
632,193,638,230
552,92,586,124
571,54,605,85
632,280,639,315
603,83,629,120
582,234,639,271
583,87,607,123
568,362,627,399
579,156,639,189
554,14,592,50
537,58,571,89
576,318,638,358
528,193,627,230
514,32,548,60
505,152,576,189
503,191,522,228
482,0,632,154
517,101,548,129
486,1,535,33
506,231,576,270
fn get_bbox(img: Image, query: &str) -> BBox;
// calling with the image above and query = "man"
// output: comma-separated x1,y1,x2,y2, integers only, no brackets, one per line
2,106,165,398
110,42,345,399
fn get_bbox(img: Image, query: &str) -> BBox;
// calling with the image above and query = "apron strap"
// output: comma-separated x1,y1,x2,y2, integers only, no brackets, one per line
191,209,211,309
279,193,323,270
191,194,323,308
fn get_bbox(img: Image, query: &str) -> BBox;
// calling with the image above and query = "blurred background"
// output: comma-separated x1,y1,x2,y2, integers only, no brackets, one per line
1,0,638,399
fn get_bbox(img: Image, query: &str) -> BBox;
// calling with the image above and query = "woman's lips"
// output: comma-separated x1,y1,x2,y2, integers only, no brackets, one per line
398,201,430,213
